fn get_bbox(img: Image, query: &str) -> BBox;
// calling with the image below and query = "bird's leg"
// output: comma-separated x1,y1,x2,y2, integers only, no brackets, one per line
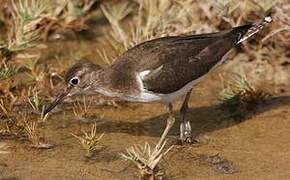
155,103,175,150
122,105,175,177
180,89,193,143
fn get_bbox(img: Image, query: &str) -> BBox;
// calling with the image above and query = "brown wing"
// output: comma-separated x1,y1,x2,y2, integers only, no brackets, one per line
111,24,253,94
142,35,238,94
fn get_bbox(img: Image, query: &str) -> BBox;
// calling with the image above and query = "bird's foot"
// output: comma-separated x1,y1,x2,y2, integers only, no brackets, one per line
121,141,173,179
179,121,196,144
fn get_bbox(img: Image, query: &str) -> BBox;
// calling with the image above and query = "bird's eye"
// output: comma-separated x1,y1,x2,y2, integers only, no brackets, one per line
69,77,79,86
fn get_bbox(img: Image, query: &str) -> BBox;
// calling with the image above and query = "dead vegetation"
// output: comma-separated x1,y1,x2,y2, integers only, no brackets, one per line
71,123,104,158
219,73,271,118
1,0,99,45
0,111,52,149
100,0,207,60
0,64,17,80
28,87,42,112
0,142,10,154
0,93,17,118
27,87,49,122
98,0,288,64
0,0,100,151
0,0,289,178
73,96,93,121
0,115,24,138
0,0,47,63
121,141,173,179
24,120,53,148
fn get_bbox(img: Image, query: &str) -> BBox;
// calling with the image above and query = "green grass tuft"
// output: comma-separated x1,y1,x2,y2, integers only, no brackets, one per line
219,74,271,118
71,123,104,158
0,65,17,80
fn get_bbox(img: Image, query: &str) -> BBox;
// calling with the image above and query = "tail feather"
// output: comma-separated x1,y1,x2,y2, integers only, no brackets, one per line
236,16,272,44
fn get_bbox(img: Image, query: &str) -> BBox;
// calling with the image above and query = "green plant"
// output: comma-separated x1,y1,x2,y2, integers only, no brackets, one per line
0,0,48,64
40,0,99,37
27,87,49,122
65,0,98,21
6,0,48,52
40,107,49,122
0,64,18,80
71,123,104,157
212,0,277,27
219,74,270,117
28,87,41,112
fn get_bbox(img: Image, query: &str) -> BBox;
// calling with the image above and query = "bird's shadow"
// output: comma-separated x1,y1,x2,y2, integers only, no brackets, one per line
94,95,290,138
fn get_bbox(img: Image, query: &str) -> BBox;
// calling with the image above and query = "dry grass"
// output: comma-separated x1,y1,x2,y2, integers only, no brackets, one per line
27,87,49,122
0,64,17,80
0,113,51,148
0,99,12,117
0,0,288,178
71,123,104,157
35,0,99,39
0,142,10,154
25,59,46,83
0,122,12,136
0,0,99,62
53,0,98,28
219,73,271,117
100,0,206,57
121,141,173,179
0,0,101,123
28,87,42,112
0,115,24,138
24,120,40,145
1,0,47,56
24,120,53,148
73,96,92,120
0,93,17,118
98,0,290,66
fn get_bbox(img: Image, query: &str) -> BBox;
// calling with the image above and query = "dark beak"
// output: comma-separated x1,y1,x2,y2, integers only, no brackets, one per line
43,86,72,115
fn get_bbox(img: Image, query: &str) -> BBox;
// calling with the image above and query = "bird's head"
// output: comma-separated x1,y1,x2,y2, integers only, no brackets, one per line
44,60,102,115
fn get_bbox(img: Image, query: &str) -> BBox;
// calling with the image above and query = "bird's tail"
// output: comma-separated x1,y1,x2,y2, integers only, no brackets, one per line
236,16,272,44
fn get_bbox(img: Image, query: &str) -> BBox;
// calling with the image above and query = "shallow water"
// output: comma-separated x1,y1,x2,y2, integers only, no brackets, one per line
1,16,290,180
1,64,290,179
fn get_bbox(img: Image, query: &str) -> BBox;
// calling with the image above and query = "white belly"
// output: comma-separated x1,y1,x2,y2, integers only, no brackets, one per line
121,75,205,104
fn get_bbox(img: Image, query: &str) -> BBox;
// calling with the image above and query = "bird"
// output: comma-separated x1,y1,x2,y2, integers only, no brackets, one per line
44,16,272,151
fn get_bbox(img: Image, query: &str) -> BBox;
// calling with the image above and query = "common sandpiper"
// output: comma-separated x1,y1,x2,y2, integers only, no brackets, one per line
44,16,272,150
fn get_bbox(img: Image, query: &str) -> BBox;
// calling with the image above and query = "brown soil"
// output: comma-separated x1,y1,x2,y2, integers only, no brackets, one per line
1,4,290,179
1,65,290,179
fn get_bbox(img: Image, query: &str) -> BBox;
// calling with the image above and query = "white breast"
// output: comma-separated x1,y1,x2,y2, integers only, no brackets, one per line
120,71,205,104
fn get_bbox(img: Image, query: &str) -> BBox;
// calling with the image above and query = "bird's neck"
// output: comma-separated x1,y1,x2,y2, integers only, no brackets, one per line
91,65,140,99
90,68,122,98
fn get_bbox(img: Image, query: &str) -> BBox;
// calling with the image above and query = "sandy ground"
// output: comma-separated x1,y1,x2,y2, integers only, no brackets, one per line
1,66,290,179
0,5,289,178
